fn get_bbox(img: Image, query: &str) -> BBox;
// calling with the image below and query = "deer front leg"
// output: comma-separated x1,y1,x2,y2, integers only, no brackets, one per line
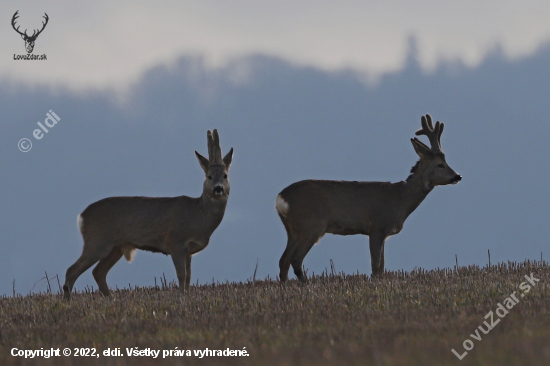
171,245,190,294
185,254,192,291
369,233,386,278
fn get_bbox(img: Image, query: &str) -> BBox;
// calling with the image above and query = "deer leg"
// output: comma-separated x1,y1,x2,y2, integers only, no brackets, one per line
92,247,123,297
184,254,192,291
290,232,323,283
279,235,300,282
379,243,385,276
171,246,189,294
63,252,102,301
369,233,386,278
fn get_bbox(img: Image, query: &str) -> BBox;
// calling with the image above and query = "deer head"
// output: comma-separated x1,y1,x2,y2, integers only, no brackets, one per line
195,129,233,201
12,11,49,54
410,114,461,189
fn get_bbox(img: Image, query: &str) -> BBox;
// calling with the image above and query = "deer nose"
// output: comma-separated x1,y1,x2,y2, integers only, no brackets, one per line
451,175,462,183
213,186,224,195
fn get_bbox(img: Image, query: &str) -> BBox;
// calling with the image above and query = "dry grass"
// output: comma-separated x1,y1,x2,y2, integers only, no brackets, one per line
1,260,549,365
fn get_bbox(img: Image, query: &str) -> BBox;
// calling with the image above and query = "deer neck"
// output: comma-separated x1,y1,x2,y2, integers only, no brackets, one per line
198,192,228,228
402,170,433,218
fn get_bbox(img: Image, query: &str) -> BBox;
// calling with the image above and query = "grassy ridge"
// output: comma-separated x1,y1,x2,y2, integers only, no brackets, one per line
1,261,549,365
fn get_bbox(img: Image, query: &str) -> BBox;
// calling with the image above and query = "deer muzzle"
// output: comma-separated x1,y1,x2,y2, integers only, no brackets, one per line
450,174,462,184
213,185,224,195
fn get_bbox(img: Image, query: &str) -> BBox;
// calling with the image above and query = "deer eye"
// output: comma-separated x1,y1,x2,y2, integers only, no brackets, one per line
207,175,212,180
224,174,228,179
437,164,445,169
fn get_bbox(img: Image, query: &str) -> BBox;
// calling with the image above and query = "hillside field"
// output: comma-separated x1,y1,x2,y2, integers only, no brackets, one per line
1,261,549,365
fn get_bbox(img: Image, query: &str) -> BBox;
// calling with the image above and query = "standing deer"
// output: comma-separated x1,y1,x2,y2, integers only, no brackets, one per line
63,130,233,300
276,114,461,282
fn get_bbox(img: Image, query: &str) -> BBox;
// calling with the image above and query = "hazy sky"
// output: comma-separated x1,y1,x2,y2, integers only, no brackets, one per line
2,1,550,90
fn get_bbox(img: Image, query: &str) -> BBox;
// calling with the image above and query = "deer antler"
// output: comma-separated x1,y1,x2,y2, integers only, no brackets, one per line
206,130,221,164
11,11,49,40
11,11,26,37
31,13,49,39
208,129,224,164
415,114,444,153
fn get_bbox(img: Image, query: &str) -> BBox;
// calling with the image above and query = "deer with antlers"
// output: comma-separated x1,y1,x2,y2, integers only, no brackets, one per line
276,114,461,282
63,130,233,300
11,11,49,54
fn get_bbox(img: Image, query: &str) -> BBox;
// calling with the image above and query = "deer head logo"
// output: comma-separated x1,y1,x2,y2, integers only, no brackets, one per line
12,11,49,54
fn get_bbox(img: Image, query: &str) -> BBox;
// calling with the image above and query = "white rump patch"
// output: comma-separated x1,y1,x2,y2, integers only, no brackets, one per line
76,214,84,233
122,246,137,263
275,195,289,217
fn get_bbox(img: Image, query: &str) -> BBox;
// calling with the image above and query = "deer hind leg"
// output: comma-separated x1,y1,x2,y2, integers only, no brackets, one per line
289,229,325,283
279,236,299,282
63,239,114,301
92,247,123,297
63,253,102,301
369,233,386,278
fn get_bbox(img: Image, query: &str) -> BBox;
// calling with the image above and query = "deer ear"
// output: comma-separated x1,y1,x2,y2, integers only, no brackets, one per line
20,34,25,40
411,138,432,159
223,148,234,170
195,151,209,173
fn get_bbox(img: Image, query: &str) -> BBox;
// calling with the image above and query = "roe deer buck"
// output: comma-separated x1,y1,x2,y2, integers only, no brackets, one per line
276,114,461,282
63,130,233,300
